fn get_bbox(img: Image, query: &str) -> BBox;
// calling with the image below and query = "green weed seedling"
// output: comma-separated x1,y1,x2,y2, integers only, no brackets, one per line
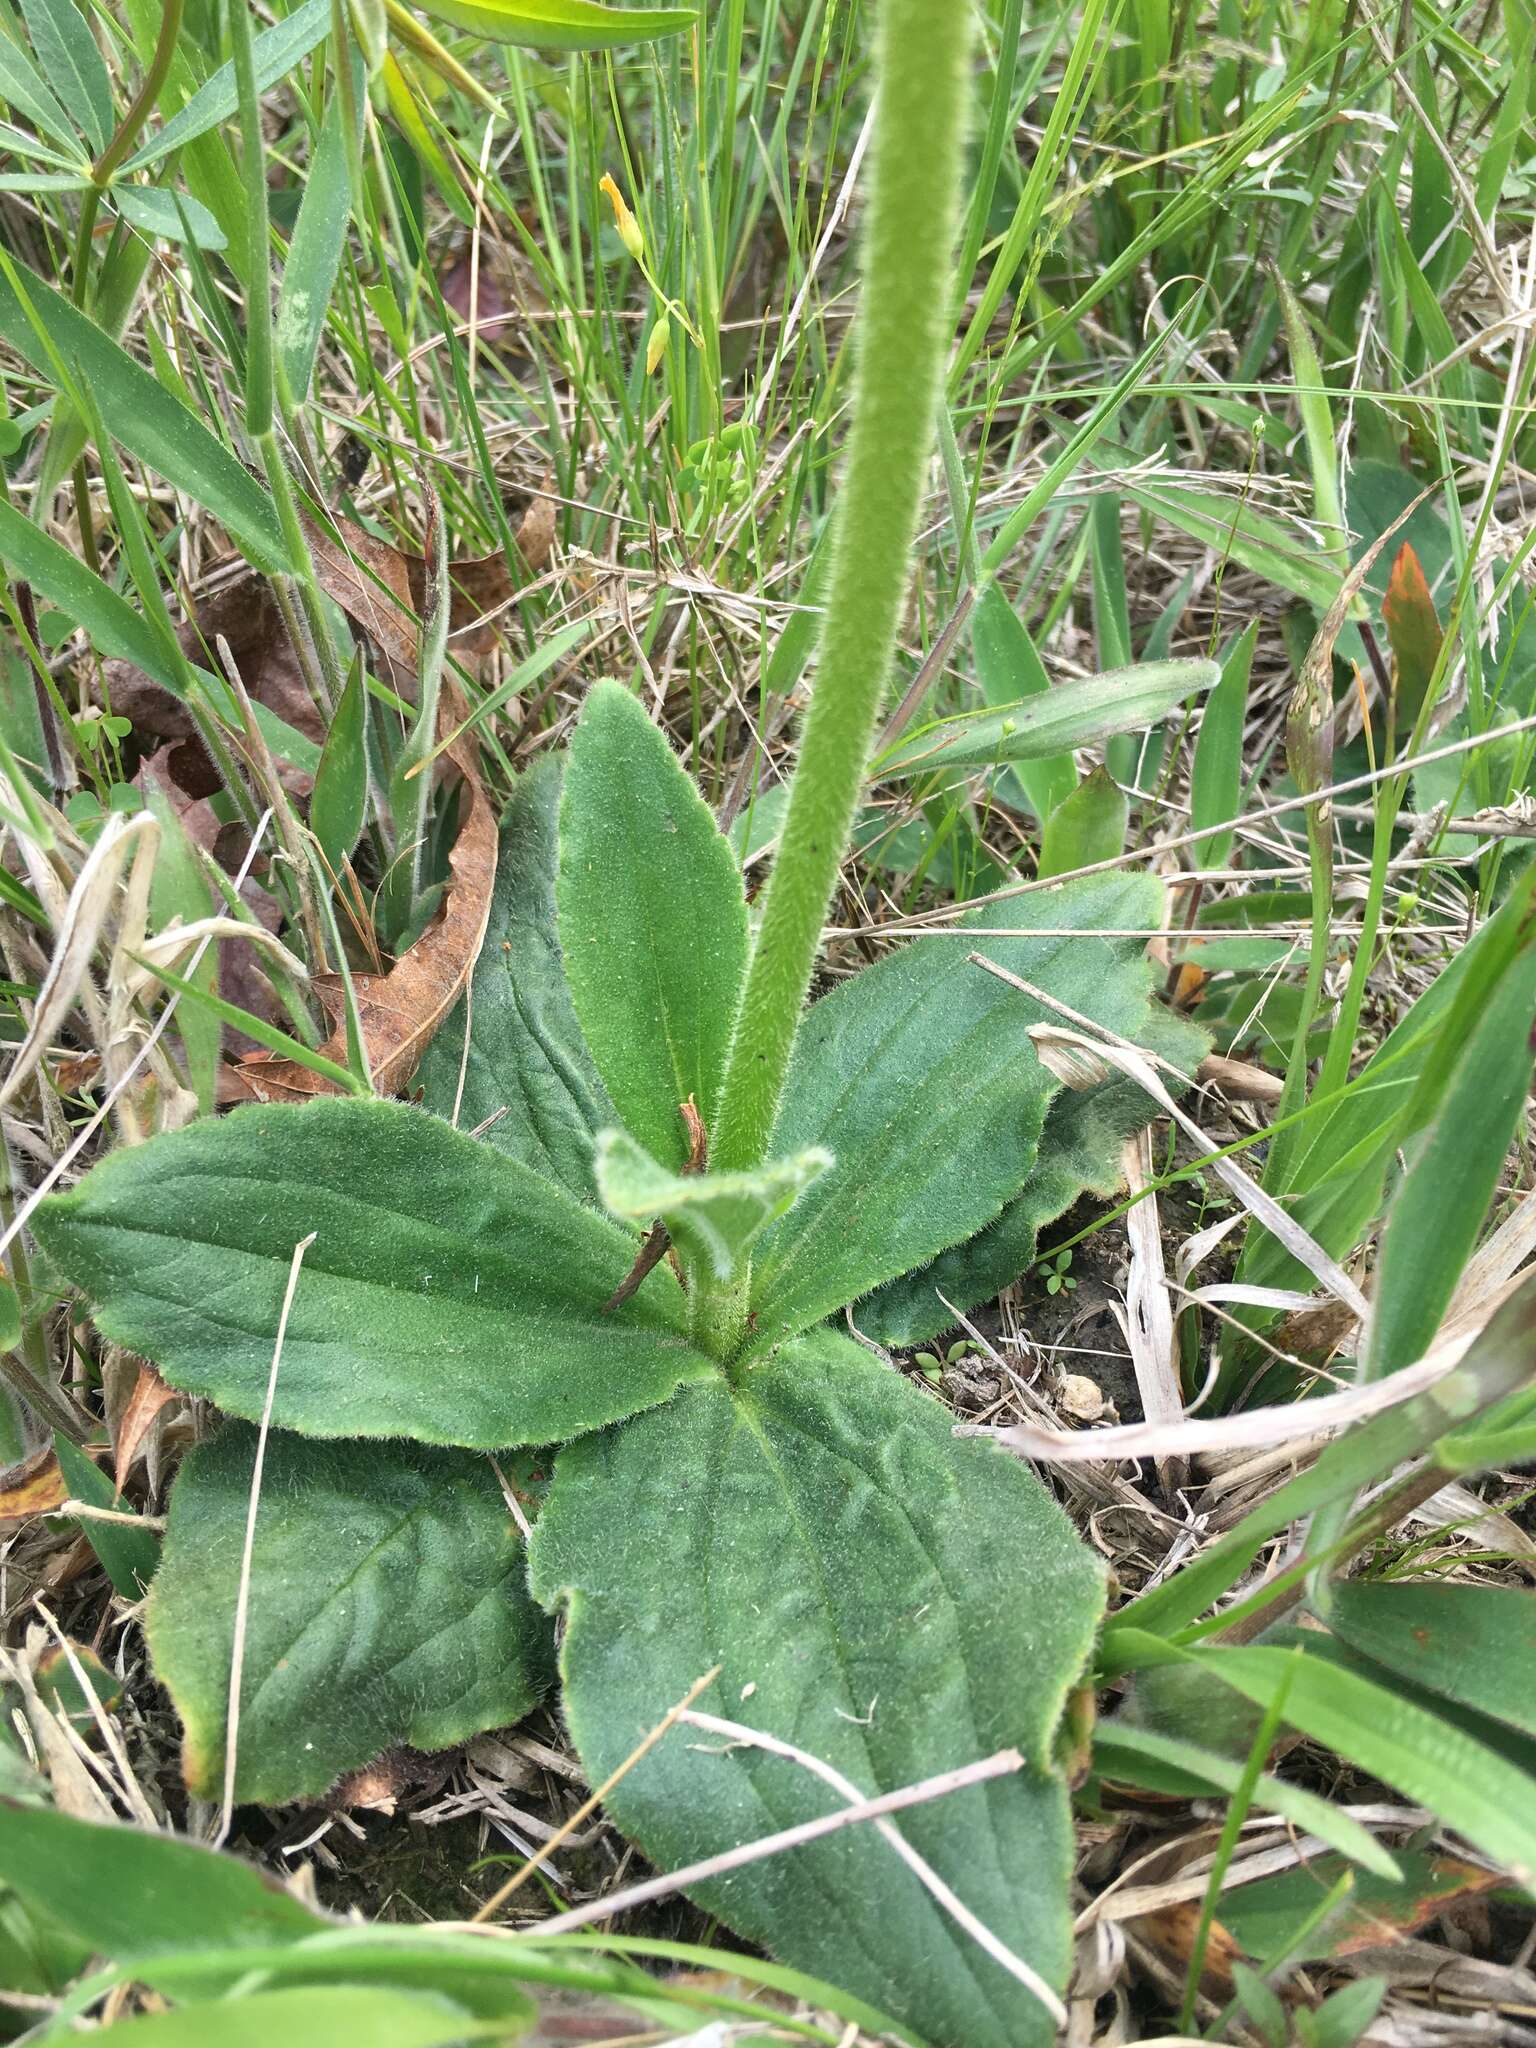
29,3,1216,2041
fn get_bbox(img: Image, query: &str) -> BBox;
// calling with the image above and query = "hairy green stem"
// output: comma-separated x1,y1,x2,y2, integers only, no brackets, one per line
711,0,975,1174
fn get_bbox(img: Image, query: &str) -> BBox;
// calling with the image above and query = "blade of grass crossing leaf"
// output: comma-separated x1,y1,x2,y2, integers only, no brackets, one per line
135,961,368,1096
1190,621,1257,869
1102,1272,1536,1650
1329,1582,1536,1742
1179,1663,1295,2030
0,252,291,572
407,0,696,50
275,74,359,404
870,659,1218,779
1273,267,1347,574
970,585,1076,822
0,498,181,683
1185,1643,1536,1891
36,1985,515,2047
1092,1724,1400,1878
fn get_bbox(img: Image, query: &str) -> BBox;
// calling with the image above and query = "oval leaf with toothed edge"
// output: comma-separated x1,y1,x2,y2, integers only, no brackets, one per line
32,1098,716,1449
529,1328,1106,2048
870,657,1218,781
148,1427,555,1803
417,756,621,1206
412,0,695,49
595,1128,831,1283
750,872,1206,1349
558,682,749,1172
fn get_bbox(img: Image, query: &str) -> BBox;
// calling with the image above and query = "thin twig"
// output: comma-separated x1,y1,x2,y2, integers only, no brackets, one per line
470,1666,722,1923
217,1230,316,1847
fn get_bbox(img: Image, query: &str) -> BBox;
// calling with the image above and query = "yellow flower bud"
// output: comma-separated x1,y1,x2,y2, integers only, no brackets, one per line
645,315,671,375
599,173,645,263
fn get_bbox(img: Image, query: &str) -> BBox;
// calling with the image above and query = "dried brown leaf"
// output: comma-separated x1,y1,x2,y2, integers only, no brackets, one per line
113,1362,181,1492
0,1443,67,1525
226,690,496,1101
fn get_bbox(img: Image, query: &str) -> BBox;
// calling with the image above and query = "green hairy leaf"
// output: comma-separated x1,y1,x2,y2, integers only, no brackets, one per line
417,756,621,1205
34,1098,715,1448
751,872,1206,1347
531,1329,1106,2048
595,1129,832,1282
558,682,748,1171
148,1428,555,1801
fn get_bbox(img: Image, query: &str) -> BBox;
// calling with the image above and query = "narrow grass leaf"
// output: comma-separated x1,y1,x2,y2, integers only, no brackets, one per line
1190,621,1256,870
51,1431,160,1598
309,653,368,876
0,255,291,572
1329,1583,1536,1741
1092,1724,1400,1879
970,585,1076,822
409,0,695,49
0,496,180,682
1366,885,1536,1377
121,0,332,172
1104,1274,1536,1651
0,1799,325,1953
1184,1643,1536,1891
18,0,110,152
275,81,358,403
870,659,1217,780
58,1987,512,2048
